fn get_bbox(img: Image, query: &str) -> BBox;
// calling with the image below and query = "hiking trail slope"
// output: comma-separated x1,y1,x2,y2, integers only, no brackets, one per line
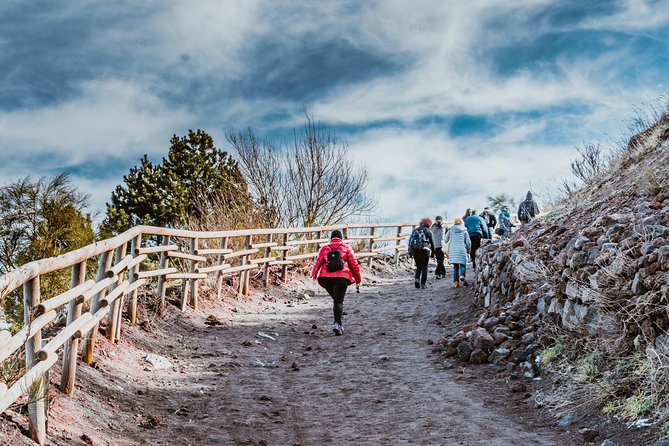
1,267,575,446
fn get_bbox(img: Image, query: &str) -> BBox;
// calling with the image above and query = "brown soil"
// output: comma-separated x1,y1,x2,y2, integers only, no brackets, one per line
1,264,579,446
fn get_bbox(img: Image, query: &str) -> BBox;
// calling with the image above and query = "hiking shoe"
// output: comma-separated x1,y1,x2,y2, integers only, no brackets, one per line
421,283,427,289
436,275,442,280
453,281,459,288
414,281,420,289
460,276,469,287
332,323,343,336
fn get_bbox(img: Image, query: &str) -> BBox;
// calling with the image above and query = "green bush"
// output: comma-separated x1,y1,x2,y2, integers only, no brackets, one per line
539,343,564,365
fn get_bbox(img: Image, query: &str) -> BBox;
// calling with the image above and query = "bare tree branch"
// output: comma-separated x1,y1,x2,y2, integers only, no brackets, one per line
229,114,377,228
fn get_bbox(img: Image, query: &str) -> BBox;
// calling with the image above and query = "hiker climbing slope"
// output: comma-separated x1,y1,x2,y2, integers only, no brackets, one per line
464,209,489,270
517,191,540,224
497,206,514,238
444,217,471,288
480,207,497,232
430,216,447,279
311,229,362,336
408,218,435,289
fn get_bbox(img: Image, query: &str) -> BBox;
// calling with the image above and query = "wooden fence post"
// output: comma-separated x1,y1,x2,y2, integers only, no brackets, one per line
156,235,170,317
180,279,189,312
215,237,229,301
60,261,86,396
82,249,113,364
239,235,252,296
23,276,47,446
189,237,199,310
107,243,127,343
262,234,272,288
281,232,289,284
395,225,403,265
128,234,142,325
367,226,376,267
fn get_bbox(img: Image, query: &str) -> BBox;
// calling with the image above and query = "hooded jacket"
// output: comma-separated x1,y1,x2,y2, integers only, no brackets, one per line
311,238,362,284
430,221,447,248
518,192,540,222
444,224,471,265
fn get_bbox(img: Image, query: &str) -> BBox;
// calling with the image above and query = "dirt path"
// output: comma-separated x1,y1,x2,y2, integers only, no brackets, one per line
4,267,575,446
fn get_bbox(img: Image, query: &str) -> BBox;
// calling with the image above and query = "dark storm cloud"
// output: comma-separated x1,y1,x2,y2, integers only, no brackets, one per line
230,35,402,102
0,1,160,110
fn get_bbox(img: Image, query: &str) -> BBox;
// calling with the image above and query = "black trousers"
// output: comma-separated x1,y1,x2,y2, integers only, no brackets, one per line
318,277,351,325
434,247,446,277
470,234,482,269
413,249,430,285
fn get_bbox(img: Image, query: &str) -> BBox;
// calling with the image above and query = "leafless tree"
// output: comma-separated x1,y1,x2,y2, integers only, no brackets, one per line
228,115,377,228
285,115,376,227
226,128,284,227
570,142,612,183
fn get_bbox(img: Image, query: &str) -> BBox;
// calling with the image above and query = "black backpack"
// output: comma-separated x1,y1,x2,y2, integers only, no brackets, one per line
519,203,530,223
325,245,344,272
481,211,493,227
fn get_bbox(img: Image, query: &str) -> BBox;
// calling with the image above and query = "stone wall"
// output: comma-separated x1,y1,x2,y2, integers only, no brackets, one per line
471,190,669,359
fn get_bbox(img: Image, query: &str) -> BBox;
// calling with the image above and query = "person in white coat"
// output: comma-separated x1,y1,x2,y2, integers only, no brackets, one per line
444,217,471,288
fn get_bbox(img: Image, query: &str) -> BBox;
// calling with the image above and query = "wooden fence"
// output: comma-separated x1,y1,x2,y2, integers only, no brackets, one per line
0,222,414,445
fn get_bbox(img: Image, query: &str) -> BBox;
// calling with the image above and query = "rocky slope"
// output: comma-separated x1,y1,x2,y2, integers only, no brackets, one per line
439,114,669,433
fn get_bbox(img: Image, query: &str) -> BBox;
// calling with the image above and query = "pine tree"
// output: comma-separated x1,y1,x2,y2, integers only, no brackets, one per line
101,130,250,235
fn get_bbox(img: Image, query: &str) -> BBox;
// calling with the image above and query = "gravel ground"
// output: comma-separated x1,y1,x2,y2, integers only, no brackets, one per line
1,265,577,446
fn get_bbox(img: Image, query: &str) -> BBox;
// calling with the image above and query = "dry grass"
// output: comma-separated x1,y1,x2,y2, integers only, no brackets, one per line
0,351,25,389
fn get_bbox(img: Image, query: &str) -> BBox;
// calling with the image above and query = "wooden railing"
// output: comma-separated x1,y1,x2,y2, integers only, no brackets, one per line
0,222,414,445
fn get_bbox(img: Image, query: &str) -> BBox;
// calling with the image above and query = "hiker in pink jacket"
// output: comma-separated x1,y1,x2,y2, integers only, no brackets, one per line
311,229,362,336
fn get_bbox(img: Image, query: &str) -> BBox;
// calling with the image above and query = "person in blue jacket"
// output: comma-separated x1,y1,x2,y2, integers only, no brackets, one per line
498,206,514,237
444,217,471,288
463,209,489,270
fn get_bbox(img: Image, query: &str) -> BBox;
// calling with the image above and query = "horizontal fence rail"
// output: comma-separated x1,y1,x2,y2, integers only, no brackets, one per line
0,221,418,445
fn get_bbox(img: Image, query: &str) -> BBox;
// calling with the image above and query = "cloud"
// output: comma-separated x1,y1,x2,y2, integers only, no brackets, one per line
580,0,669,31
349,123,574,222
0,79,190,164
0,0,668,227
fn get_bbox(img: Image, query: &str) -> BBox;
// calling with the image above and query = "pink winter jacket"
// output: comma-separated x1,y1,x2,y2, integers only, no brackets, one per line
310,238,362,284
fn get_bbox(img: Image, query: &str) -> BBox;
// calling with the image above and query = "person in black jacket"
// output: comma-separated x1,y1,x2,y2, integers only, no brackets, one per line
480,207,497,232
517,191,540,223
408,218,435,289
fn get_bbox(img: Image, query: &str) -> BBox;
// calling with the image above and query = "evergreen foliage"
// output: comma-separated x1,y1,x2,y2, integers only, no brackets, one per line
102,130,250,235
0,173,94,331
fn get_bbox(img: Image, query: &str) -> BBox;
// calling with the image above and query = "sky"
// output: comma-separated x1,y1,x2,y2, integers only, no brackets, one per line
1,0,668,225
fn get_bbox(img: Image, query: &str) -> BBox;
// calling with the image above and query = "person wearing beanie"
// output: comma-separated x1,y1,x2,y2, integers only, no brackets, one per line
408,217,435,289
430,216,447,279
311,229,362,336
